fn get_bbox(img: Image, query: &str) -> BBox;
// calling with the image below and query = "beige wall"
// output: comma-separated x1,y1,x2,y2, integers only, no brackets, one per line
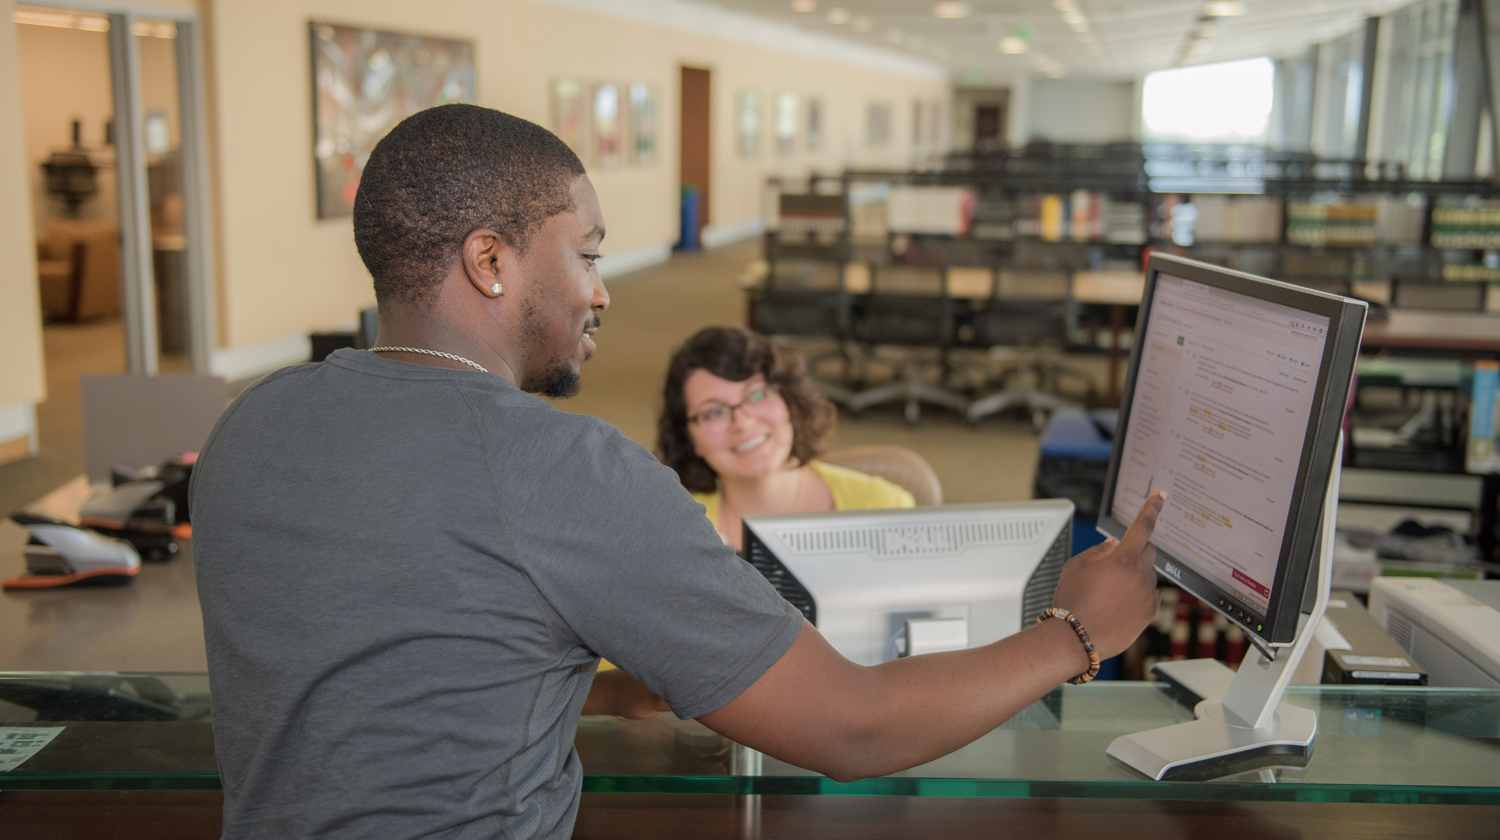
0,6,46,410
206,0,949,349
0,0,948,387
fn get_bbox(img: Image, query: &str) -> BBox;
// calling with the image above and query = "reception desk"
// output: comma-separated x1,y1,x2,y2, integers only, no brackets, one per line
1,672,1496,837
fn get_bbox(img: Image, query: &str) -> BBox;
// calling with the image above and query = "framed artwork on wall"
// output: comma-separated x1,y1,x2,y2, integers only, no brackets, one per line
866,102,892,146
551,78,589,159
773,92,799,155
629,83,659,166
592,83,626,168
806,98,824,151
310,21,475,219
737,90,763,157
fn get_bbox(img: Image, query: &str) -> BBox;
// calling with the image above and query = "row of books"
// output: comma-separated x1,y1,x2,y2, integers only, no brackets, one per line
1431,205,1500,248
876,187,1151,244
1189,195,1284,244
1284,199,1427,247
1441,264,1500,282
1008,191,1148,244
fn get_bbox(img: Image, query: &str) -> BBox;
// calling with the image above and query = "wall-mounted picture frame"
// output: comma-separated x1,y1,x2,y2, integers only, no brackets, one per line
806,98,824,152
551,78,589,159
629,82,659,166
592,83,627,168
867,102,892,146
310,21,476,219
737,90,763,157
773,92,799,156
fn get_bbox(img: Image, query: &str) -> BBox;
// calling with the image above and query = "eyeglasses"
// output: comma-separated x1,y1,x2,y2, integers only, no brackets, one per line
687,386,781,430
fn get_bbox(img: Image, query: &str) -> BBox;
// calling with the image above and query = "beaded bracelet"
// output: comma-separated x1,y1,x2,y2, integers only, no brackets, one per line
1036,607,1100,685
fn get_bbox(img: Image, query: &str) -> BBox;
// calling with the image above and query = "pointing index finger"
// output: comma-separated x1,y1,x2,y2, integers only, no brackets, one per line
1118,489,1167,562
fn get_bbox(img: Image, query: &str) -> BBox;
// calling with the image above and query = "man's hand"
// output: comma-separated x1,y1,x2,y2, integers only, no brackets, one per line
695,490,1170,782
1051,489,1166,659
582,668,670,719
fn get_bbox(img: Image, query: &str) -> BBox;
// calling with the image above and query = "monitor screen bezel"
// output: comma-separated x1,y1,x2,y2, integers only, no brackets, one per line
1097,253,1365,646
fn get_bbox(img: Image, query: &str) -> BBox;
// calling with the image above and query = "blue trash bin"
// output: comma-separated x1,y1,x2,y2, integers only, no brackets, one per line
676,185,701,251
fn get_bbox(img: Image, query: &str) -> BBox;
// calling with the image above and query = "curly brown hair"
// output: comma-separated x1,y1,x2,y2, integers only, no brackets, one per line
658,327,836,493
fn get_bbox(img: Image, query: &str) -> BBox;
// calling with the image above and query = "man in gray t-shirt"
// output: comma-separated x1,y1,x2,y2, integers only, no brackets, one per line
194,105,1165,839
193,349,799,838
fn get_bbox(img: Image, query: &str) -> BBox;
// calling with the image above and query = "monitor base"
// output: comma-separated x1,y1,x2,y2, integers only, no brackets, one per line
1106,658,1316,780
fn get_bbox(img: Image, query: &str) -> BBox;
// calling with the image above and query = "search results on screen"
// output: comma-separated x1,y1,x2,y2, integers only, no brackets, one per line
1113,275,1328,612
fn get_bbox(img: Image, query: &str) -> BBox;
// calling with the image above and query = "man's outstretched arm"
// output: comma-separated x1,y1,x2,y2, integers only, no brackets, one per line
699,490,1166,782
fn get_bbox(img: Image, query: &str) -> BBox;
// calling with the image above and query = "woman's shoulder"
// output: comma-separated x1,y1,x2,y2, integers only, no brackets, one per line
810,460,916,510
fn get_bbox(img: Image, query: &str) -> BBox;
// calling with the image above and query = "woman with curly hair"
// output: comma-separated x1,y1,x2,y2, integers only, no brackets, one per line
658,326,913,551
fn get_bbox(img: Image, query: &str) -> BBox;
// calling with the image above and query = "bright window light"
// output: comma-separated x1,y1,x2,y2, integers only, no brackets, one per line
1141,57,1274,143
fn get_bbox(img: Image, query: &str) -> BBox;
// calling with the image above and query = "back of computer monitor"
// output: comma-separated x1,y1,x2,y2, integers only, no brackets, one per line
743,500,1074,666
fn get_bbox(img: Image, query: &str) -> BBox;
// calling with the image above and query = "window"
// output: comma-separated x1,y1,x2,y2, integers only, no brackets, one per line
1141,57,1275,143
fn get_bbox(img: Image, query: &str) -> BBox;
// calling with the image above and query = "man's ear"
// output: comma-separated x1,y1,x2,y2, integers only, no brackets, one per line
461,228,516,299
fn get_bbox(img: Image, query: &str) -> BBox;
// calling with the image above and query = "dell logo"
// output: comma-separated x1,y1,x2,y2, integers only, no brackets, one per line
1163,562,1183,581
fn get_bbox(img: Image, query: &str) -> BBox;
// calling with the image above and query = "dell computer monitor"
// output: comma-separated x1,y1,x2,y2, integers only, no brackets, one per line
742,500,1074,666
1098,253,1366,649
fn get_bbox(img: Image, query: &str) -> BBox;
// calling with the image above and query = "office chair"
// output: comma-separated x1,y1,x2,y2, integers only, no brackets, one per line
749,246,861,402
843,262,969,425
964,272,1092,429
818,445,943,506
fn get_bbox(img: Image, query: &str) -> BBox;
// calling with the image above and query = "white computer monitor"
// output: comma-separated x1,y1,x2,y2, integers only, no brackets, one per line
742,500,1075,665
1099,253,1367,780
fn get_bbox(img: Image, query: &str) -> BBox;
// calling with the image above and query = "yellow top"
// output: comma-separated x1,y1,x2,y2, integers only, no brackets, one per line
598,462,914,673
691,460,916,531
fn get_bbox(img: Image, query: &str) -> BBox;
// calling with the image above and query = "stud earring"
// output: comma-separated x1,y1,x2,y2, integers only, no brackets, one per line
490,283,502,295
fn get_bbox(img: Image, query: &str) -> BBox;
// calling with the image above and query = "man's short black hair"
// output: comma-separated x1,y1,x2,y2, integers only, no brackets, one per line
353,104,586,306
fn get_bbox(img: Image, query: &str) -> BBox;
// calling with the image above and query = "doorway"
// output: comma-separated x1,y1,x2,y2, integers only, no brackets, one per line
679,65,711,248
974,105,1006,152
16,2,213,379
8,3,215,497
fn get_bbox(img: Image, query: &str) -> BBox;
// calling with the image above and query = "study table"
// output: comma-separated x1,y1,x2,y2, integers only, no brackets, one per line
1,671,1496,837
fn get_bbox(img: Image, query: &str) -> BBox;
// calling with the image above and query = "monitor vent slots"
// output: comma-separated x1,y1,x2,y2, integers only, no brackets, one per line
744,533,817,625
1021,527,1073,625
773,517,1052,559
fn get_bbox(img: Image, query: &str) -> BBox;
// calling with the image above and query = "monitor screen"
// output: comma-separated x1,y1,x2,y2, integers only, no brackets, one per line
1099,254,1365,645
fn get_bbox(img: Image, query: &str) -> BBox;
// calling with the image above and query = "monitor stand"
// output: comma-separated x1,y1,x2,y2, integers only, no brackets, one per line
1106,439,1342,781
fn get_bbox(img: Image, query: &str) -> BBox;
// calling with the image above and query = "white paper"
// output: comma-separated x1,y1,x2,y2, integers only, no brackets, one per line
0,727,64,772
1342,655,1412,667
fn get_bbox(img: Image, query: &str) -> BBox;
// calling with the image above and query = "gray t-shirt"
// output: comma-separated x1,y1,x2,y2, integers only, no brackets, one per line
191,349,802,839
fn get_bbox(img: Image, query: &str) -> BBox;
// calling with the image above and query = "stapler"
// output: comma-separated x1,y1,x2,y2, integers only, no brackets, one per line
3,512,141,589
79,479,179,561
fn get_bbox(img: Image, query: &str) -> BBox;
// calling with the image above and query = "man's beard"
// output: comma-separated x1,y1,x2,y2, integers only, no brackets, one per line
519,301,597,398
525,360,581,399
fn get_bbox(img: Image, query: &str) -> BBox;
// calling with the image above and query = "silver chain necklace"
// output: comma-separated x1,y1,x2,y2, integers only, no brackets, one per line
369,346,489,373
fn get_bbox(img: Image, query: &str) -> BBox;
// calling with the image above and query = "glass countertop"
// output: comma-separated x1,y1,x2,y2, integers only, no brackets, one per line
2,672,1497,803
